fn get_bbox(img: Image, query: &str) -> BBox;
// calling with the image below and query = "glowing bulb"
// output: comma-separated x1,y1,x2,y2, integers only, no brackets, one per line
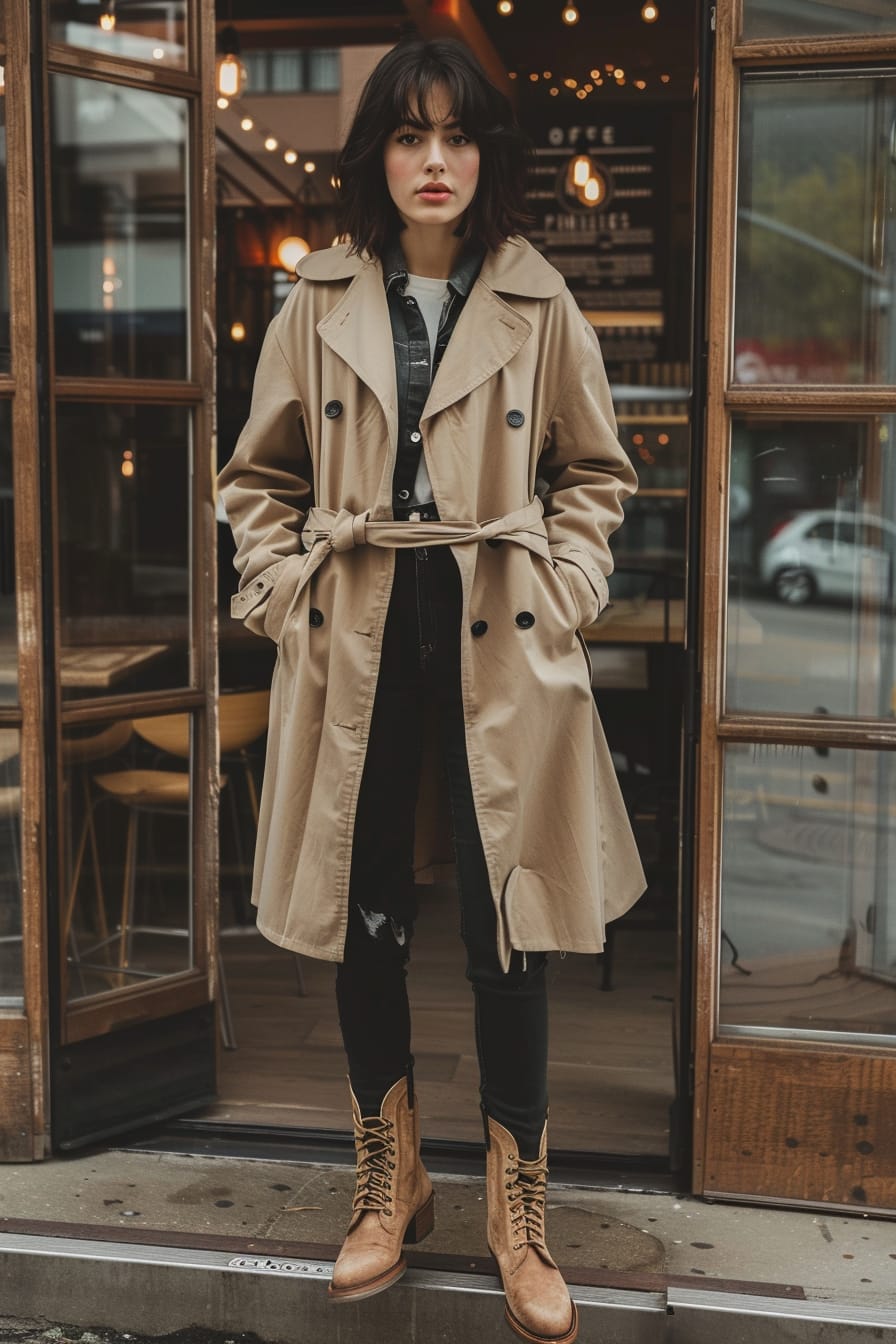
99,8,116,32
529,72,539,82
216,53,244,99
276,236,310,272
562,4,580,23
661,73,671,82
584,176,601,202
216,97,229,110
264,136,278,151
284,149,298,164
497,0,514,12
549,87,559,96
573,156,590,187
240,117,254,131
152,47,165,60
590,69,600,79
614,67,624,79
304,160,316,173
121,458,135,478
543,71,552,78
576,89,587,99
102,256,116,276
641,1,659,18
564,77,577,88
230,322,246,342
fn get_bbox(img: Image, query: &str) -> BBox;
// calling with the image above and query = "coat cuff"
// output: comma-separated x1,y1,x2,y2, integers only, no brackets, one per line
231,557,300,640
550,545,609,628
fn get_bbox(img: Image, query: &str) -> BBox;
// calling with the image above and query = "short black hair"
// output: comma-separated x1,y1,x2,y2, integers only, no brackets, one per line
336,38,531,258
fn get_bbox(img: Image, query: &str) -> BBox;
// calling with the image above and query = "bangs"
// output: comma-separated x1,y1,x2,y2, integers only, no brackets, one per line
388,60,495,136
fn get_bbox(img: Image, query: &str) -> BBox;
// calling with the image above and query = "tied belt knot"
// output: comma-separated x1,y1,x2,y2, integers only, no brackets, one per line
300,499,550,559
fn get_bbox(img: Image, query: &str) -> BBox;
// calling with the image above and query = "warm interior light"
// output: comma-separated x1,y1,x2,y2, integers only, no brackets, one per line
0,66,5,97
230,322,247,342
304,160,316,173
613,67,624,79
215,27,246,101
641,1,659,19
497,0,514,13
98,2,116,32
284,150,298,164
277,236,311,273
661,73,671,82
216,97,229,110
102,257,116,276
564,77,577,88
240,117,254,131
573,156,590,186
549,87,559,96
264,136,278,151
543,71,552,78
152,47,165,59
583,176,601,202
529,73,539,82
562,4,580,23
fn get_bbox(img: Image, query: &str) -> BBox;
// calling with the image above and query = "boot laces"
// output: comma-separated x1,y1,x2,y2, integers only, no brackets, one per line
505,1151,548,1252
352,1115,397,1217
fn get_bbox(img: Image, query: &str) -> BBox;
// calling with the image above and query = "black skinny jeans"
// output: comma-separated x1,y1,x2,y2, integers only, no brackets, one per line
335,541,549,1159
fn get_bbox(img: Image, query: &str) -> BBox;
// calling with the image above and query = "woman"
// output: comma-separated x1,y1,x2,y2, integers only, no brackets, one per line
218,37,644,1344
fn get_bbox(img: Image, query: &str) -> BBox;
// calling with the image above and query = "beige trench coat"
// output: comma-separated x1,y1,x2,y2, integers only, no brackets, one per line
218,236,646,969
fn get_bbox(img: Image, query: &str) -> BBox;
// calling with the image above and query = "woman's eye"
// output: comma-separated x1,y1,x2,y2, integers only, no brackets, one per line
448,134,471,146
396,132,418,146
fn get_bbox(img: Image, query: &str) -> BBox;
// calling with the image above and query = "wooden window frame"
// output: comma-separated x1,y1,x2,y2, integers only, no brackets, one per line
693,0,896,1209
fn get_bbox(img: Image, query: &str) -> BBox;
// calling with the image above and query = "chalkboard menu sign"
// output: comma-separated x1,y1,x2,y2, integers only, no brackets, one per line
524,104,675,381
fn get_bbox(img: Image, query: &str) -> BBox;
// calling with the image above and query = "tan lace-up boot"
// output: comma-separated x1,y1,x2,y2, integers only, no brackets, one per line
328,1075,434,1302
485,1115,578,1343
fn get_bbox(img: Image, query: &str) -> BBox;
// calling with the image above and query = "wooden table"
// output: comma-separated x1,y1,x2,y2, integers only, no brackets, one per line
60,644,171,690
584,598,686,646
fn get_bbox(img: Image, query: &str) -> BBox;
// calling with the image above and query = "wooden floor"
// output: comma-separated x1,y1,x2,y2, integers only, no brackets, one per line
207,884,677,1156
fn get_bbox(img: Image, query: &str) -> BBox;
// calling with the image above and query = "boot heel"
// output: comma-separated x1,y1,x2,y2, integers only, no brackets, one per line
403,1191,434,1244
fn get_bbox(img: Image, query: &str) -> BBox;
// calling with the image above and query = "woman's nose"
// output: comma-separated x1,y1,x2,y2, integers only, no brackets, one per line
424,137,446,172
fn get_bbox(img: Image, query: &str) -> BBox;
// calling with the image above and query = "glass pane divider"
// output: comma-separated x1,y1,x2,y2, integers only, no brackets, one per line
717,715,896,748
46,46,199,95
733,36,896,64
61,690,205,728
726,388,896,412
55,380,204,404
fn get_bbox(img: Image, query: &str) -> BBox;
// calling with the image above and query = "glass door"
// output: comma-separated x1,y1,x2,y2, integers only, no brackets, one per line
695,0,896,1209
41,0,220,1150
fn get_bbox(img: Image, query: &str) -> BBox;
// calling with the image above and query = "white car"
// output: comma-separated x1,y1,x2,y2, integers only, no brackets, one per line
759,510,896,606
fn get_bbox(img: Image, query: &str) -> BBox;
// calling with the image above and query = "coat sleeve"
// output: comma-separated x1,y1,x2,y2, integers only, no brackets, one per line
217,307,314,639
538,309,638,628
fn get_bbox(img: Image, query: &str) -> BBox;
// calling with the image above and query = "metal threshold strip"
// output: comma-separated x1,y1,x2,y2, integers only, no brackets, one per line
2,1228,895,1343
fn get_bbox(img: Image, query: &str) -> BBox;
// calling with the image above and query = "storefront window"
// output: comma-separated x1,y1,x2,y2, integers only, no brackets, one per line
50,75,189,380
720,742,895,1042
49,2,187,69
0,57,9,376
742,0,896,41
727,417,896,719
734,71,896,385
57,403,190,698
63,712,196,1002
0,401,14,704
0,725,21,1006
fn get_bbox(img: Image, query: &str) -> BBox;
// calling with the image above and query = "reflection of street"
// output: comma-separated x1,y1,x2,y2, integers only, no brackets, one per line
719,743,895,1039
727,595,896,717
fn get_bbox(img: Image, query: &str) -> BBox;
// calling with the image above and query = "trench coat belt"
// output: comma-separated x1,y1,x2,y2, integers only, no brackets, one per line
300,499,551,559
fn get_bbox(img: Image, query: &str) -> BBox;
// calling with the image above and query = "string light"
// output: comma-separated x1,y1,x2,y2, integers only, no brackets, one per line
303,160,316,173
497,0,514,12
217,97,229,110
230,322,247,342
561,4,580,22
264,136,278,151
641,1,659,18
240,116,254,131
98,0,116,32
284,149,298,164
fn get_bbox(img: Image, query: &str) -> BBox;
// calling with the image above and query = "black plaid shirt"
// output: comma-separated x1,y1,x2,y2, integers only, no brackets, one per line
383,238,485,516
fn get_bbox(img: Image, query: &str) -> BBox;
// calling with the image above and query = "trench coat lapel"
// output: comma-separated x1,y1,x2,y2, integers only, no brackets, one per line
421,280,531,424
316,262,398,451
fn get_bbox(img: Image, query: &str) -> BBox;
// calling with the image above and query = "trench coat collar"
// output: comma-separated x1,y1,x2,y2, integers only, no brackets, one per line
303,238,563,447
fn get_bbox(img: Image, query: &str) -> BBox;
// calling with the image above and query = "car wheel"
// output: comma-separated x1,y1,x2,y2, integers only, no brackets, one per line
773,567,815,605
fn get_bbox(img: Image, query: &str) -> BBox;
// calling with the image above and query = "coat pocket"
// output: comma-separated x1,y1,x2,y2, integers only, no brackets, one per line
551,546,609,630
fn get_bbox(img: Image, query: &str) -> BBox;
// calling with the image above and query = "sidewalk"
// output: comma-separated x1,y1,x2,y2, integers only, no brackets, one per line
1,1144,894,1341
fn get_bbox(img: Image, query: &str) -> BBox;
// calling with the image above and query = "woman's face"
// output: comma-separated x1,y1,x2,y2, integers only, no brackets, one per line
383,83,480,237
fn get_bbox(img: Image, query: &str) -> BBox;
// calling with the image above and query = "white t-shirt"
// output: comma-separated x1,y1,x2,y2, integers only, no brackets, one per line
404,272,449,506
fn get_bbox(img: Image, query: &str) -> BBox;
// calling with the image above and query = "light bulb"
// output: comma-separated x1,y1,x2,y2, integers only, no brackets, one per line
230,322,247,342
216,97,229,110
497,0,514,12
276,236,311,272
562,5,580,24
573,156,590,187
240,117,254,131
641,1,659,19
304,160,316,173
264,136,278,151
584,176,601,202
284,150,298,164
216,54,244,99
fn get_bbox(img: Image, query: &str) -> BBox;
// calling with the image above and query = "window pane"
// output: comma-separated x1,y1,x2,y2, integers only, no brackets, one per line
0,401,14,705
57,403,190,698
48,2,187,69
734,71,896,385
50,75,189,379
743,0,896,40
0,58,9,375
63,713,195,1002
720,743,896,1041
0,727,22,1007
727,418,896,718
307,49,340,92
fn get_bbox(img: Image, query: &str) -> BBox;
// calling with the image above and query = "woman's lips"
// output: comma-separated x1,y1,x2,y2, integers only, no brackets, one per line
416,185,452,199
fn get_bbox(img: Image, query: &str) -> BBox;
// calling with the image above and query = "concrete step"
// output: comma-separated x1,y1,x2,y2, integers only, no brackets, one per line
2,1228,896,1343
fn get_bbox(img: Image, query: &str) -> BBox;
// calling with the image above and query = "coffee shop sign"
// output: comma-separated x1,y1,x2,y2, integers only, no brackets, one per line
549,124,616,147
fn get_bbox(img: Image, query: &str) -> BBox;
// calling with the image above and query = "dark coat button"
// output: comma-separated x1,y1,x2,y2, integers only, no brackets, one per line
515,611,535,628
471,620,489,637
324,400,343,419
506,409,525,428
486,538,503,549
309,608,324,627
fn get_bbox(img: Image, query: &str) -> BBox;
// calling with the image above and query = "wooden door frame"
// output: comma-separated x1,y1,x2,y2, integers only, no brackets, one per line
693,0,896,1211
